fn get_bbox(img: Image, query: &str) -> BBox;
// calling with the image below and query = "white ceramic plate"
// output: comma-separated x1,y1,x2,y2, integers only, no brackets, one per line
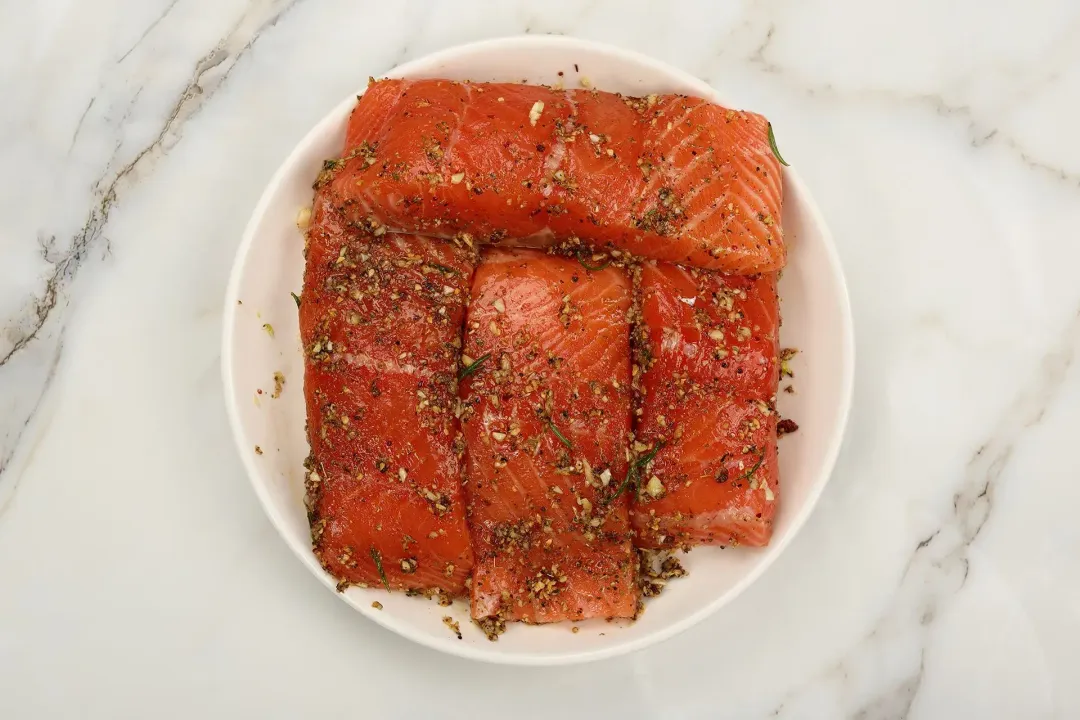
222,36,854,665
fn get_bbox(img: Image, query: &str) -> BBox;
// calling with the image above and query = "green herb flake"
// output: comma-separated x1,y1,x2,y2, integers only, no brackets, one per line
767,122,789,167
370,547,391,591
603,441,665,506
734,448,766,484
576,250,611,272
637,443,664,469
546,419,573,450
291,292,301,308
603,471,635,507
459,353,491,380
262,323,275,338
426,262,461,276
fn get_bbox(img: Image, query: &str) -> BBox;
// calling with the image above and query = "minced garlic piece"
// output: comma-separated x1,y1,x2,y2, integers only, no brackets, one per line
582,458,594,487
529,100,545,126
451,172,465,184
645,476,664,497
492,297,506,313
296,206,312,230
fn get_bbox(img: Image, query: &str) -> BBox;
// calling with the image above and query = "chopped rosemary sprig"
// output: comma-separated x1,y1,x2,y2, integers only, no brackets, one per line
602,441,665,505
576,250,611,272
603,471,635,507
767,122,789,167
637,442,664,468
733,448,766,484
426,262,461,276
458,353,491,380
290,292,301,308
546,419,573,449
370,547,390,591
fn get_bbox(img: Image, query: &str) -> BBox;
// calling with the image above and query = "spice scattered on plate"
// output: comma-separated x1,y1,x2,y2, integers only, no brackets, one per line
443,616,462,640
779,347,798,379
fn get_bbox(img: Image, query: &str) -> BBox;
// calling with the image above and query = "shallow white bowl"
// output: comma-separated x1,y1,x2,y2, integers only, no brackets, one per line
222,36,854,665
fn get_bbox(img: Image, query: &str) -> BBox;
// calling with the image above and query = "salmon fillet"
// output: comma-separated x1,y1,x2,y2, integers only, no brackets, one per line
325,78,784,274
302,193,476,594
459,248,638,627
630,262,780,548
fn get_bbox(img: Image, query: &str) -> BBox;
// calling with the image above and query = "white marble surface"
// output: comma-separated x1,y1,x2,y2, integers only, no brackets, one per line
2,0,1079,717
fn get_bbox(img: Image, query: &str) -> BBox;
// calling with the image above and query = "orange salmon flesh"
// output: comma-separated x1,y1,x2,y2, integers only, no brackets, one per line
631,263,780,548
299,79,787,627
325,78,784,274
302,192,476,595
459,249,639,624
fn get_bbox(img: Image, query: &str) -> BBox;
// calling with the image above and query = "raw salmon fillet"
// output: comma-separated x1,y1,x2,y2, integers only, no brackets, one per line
324,78,784,274
630,262,780,548
302,192,476,595
459,248,638,628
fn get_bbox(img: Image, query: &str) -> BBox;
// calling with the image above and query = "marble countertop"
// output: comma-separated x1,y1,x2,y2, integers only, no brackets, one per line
3,1,1079,717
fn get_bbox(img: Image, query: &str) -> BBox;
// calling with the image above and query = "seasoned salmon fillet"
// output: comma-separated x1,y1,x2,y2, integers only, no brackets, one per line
459,248,638,627
302,193,476,594
325,78,784,274
630,263,780,548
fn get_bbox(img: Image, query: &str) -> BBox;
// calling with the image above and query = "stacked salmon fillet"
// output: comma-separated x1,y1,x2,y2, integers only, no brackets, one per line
325,79,784,274
630,265,780,548
301,194,476,595
460,250,638,629
301,78,785,632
